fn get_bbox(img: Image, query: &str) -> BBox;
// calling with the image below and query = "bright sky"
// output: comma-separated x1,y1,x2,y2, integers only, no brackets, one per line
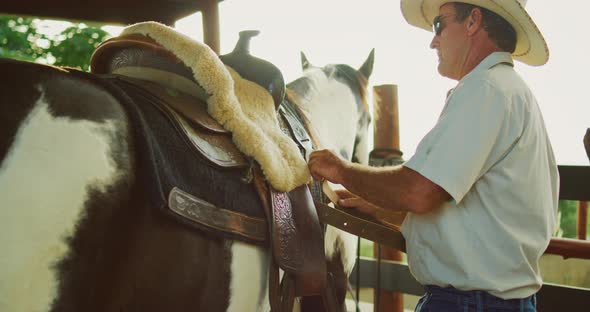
41,0,589,165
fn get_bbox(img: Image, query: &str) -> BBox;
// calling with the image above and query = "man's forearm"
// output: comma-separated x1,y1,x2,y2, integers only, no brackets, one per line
340,163,449,214
340,164,414,212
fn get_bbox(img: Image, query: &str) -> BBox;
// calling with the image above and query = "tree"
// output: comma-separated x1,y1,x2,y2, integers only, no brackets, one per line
0,16,44,62
0,16,111,70
47,25,110,70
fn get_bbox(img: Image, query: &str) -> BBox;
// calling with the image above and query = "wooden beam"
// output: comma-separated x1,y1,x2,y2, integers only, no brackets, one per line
558,165,590,201
202,0,220,54
537,283,590,312
0,1,205,25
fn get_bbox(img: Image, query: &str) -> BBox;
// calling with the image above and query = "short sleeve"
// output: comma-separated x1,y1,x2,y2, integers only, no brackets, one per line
403,80,509,204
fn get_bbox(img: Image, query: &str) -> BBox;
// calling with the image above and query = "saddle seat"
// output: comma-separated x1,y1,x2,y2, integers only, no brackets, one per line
92,34,249,168
90,23,329,310
92,22,309,193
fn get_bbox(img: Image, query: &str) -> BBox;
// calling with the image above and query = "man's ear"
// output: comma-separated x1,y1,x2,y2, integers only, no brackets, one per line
467,8,483,35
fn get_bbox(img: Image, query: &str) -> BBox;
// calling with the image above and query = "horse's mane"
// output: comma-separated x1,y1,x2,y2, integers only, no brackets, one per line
285,64,370,149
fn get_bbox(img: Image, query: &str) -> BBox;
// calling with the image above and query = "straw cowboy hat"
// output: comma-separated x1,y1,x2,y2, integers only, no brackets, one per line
400,0,549,66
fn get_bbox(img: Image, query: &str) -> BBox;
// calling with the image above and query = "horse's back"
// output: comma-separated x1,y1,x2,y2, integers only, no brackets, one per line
0,59,132,310
0,59,238,311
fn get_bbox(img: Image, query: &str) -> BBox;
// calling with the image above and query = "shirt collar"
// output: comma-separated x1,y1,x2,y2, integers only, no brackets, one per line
447,52,513,103
467,51,514,77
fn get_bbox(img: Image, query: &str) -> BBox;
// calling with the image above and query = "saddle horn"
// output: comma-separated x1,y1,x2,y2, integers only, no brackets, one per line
220,30,286,109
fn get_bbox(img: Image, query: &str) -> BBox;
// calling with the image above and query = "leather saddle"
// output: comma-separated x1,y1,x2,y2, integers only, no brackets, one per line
90,32,331,310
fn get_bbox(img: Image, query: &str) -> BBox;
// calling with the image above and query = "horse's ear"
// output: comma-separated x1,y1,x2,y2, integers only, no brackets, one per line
358,48,375,79
301,51,312,70
584,128,590,163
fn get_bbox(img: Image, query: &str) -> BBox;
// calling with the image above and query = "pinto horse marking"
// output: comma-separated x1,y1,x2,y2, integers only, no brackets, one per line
0,76,129,310
0,47,373,311
227,242,270,312
0,102,118,311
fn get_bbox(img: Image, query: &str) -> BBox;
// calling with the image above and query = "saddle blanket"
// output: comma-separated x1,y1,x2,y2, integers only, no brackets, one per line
79,70,268,244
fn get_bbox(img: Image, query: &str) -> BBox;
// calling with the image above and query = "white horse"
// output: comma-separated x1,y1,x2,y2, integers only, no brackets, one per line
0,32,373,311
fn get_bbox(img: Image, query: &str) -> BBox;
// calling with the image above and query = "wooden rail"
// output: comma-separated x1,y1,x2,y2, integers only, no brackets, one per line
546,238,590,260
544,166,590,260
558,166,590,201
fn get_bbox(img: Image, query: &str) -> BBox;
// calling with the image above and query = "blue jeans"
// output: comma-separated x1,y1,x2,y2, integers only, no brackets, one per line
415,285,537,312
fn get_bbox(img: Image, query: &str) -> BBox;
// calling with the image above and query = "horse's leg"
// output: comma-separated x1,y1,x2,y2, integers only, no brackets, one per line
226,241,271,312
0,60,133,311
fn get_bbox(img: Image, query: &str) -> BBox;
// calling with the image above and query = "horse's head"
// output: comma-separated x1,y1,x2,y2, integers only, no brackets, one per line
286,52,375,305
287,50,374,166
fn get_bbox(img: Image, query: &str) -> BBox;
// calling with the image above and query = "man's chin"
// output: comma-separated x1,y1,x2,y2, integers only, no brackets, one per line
437,63,446,76
437,63,455,79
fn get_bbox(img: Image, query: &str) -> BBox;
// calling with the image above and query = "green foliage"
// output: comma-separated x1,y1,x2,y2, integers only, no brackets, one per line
48,26,110,70
0,15,111,70
0,16,44,62
360,238,373,257
556,200,580,238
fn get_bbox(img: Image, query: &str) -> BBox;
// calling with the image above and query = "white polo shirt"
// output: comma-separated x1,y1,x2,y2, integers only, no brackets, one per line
402,52,559,299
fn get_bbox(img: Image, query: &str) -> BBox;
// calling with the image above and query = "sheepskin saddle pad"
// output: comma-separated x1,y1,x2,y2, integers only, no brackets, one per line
92,21,310,192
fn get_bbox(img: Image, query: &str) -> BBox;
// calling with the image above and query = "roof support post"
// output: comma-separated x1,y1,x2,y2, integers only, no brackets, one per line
202,0,220,54
371,84,404,312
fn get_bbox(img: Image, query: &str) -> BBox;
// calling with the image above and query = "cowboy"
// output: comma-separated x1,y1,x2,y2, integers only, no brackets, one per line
308,1,558,311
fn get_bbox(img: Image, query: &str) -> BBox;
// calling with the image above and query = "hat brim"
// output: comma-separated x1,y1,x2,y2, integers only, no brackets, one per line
400,0,549,66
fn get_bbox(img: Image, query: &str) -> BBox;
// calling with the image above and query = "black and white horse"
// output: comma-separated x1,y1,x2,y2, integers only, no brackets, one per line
0,38,373,311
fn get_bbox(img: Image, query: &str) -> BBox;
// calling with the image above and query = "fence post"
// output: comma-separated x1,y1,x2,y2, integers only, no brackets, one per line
371,84,404,312
578,201,588,240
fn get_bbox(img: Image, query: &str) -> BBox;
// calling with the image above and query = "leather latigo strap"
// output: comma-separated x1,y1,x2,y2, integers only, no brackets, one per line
168,187,267,243
315,201,406,252
278,104,313,161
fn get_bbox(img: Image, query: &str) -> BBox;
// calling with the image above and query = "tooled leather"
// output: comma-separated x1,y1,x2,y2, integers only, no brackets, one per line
168,187,268,242
271,190,303,270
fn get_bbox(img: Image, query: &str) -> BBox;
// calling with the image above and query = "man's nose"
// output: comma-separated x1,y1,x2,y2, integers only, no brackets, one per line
430,35,439,49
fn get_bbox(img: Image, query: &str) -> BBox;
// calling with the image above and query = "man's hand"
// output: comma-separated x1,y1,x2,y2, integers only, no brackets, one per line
308,149,349,184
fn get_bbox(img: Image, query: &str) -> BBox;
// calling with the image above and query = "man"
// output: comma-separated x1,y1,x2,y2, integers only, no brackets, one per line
308,1,558,311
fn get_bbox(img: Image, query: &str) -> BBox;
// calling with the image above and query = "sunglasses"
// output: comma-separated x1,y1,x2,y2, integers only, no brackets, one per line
432,14,457,36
